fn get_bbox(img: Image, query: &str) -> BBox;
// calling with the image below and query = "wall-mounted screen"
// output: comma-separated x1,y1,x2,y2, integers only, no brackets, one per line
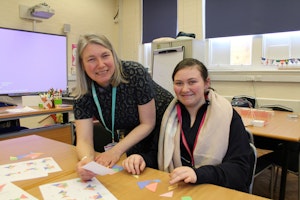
0,27,67,96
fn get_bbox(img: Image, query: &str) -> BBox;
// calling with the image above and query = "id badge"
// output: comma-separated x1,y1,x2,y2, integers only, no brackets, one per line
104,142,117,151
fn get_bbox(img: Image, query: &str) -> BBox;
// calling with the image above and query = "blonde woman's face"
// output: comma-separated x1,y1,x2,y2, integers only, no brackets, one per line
81,43,115,87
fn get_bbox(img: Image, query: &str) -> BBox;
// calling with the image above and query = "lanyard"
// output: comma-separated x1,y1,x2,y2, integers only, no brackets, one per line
176,104,206,166
92,82,117,142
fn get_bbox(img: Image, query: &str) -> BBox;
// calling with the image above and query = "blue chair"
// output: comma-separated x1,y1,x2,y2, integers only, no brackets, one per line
247,129,275,198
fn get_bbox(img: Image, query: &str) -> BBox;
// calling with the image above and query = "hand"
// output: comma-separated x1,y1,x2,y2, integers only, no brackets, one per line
76,157,96,181
94,150,121,168
122,154,146,175
169,166,197,184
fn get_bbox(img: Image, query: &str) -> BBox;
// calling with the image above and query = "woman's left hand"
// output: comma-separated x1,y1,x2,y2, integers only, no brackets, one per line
94,150,120,168
169,166,197,184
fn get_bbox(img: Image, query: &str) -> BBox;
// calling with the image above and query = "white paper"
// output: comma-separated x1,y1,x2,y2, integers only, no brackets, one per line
6,106,37,113
0,182,38,200
39,177,117,200
82,161,116,175
0,157,62,182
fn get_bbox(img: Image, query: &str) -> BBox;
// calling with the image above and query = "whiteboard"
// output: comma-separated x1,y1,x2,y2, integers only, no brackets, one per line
152,46,184,95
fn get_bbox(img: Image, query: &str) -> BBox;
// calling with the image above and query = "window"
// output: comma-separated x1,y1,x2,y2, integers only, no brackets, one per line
209,36,252,67
208,31,300,70
262,31,300,67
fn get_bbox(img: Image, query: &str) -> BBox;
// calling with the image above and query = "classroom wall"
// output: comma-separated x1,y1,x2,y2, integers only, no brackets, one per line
0,0,119,90
1,0,300,113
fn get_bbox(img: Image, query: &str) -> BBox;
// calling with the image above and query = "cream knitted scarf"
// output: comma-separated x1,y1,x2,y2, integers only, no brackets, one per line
158,90,233,172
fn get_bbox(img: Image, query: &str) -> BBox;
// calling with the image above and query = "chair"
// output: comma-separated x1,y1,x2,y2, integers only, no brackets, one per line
249,142,257,193
246,129,275,198
93,122,113,152
261,142,299,198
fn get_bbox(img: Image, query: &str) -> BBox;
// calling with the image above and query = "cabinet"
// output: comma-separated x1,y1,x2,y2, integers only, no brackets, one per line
151,38,205,64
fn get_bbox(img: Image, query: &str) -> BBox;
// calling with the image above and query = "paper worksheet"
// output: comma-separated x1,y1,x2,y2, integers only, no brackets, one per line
0,157,61,182
39,177,117,200
0,182,38,200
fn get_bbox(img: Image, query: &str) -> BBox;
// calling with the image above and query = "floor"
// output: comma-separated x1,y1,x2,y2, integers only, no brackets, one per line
252,149,298,200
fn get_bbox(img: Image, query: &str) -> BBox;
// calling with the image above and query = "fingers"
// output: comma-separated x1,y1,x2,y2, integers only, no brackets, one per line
122,155,145,175
169,167,197,184
95,152,119,168
95,157,112,168
77,164,96,181
79,170,95,181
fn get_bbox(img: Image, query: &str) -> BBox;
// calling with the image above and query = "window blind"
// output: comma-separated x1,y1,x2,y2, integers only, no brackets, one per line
142,0,177,43
205,0,300,38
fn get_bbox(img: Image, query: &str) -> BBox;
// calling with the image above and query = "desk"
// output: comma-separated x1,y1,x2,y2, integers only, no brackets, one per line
0,105,73,144
0,135,269,200
0,105,73,122
236,107,300,200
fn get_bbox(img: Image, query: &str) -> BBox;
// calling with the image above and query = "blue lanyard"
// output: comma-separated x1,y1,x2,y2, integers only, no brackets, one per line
92,82,116,142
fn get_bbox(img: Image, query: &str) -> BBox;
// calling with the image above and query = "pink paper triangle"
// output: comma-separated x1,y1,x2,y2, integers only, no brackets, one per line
145,182,158,192
0,184,6,192
160,191,173,197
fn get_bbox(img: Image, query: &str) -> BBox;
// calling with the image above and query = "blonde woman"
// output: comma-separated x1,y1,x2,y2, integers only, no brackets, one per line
74,34,173,181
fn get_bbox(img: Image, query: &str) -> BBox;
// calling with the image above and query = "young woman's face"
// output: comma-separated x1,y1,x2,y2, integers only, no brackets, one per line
173,66,210,109
81,43,115,87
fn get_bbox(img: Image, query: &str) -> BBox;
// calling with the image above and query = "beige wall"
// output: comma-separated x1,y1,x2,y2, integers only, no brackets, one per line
1,0,300,112
0,0,119,85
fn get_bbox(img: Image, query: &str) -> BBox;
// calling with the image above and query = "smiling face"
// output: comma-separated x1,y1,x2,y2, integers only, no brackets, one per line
81,43,115,87
173,65,210,110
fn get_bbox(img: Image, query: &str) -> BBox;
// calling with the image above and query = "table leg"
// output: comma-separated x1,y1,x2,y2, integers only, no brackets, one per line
279,144,288,200
63,112,69,123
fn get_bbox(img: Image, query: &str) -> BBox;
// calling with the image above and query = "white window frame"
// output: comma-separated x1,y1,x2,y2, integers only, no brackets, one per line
207,31,300,71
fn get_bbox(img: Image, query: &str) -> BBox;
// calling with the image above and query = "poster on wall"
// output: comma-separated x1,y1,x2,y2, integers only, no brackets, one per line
71,44,77,75
72,44,77,66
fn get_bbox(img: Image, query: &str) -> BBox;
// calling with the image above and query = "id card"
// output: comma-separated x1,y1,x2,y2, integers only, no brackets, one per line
104,142,117,151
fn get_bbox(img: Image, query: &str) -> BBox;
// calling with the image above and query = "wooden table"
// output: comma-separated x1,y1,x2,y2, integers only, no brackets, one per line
0,105,73,122
0,135,269,200
0,105,73,144
236,107,300,200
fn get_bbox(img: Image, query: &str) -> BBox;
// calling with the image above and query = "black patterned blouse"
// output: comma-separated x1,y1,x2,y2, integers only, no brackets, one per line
74,61,174,153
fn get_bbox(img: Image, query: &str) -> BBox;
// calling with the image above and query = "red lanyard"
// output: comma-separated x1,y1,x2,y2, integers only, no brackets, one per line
176,104,207,166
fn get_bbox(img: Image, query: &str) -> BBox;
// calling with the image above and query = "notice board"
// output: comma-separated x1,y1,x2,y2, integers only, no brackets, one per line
152,46,184,95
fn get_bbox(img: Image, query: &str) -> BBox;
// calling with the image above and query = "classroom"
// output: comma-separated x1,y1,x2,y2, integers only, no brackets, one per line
0,1,299,200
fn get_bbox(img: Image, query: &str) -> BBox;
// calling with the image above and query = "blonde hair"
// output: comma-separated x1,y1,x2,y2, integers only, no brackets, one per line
73,34,127,98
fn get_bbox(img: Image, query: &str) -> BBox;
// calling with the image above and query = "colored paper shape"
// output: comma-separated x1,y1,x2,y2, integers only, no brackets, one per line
10,156,18,161
145,182,158,192
26,152,44,159
160,191,173,197
181,196,192,200
137,180,151,189
0,184,5,192
111,165,123,172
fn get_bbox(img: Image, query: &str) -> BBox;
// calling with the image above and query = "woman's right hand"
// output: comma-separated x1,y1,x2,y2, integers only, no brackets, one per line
76,157,96,181
122,154,146,175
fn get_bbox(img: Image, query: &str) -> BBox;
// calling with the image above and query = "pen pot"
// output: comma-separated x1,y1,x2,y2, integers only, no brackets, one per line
40,96,54,109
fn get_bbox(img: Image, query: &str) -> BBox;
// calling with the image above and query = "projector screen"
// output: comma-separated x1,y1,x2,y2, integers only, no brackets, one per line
0,27,67,96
